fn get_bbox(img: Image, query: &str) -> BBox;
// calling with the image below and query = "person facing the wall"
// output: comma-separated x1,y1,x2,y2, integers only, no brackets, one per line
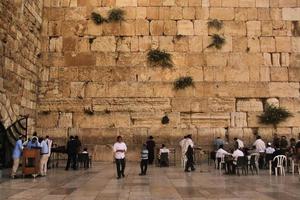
146,136,155,165
11,135,25,178
65,136,78,170
113,136,127,179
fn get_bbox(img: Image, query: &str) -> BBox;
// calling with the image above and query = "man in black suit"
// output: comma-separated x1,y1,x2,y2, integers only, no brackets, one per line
65,136,78,170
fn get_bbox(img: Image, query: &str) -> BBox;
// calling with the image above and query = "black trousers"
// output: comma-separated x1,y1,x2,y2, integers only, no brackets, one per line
148,151,154,164
140,159,148,174
115,158,126,178
258,153,265,169
185,158,195,171
66,154,77,170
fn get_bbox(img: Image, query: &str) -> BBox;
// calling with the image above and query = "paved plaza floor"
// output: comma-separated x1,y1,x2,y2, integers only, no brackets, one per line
0,162,299,200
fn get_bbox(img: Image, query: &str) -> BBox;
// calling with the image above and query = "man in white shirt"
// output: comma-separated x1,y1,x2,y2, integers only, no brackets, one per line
39,137,49,176
253,135,266,169
113,136,127,179
216,145,231,169
179,136,187,168
234,138,244,149
232,148,244,164
45,135,52,169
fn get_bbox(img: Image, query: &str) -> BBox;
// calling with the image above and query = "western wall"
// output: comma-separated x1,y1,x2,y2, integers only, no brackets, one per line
1,0,300,161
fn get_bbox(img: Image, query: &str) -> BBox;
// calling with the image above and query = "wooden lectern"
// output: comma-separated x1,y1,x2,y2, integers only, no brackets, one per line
22,148,40,177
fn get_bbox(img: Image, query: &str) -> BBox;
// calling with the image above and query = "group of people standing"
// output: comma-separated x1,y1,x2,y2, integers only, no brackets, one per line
65,135,83,170
11,133,52,178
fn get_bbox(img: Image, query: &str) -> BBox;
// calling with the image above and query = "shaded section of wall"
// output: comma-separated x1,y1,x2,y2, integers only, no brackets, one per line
0,0,43,133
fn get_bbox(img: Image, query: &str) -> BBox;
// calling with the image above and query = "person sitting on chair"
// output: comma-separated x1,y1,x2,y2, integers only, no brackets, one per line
159,144,169,167
231,147,244,173
216,145,231,169
265,142,275,168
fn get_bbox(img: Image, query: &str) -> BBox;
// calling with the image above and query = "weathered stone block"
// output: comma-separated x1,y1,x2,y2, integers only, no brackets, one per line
147,7,159,20
246,21,261,36
269,82,299,97
275,37,291,52
237,99,263,112
116,0,137,6
150,20,164,35
209,8,234,20
120,20,136,36
292,37,300,52
135,19,149,35
177,20,194,35
282,8,300,20
36,112,58,128
260,37,276,52
64,53,96,66
164,20,177,35
91,36,116,52
58,112,73,128
270,67,289,82
222,0,239,7
239,0,255,7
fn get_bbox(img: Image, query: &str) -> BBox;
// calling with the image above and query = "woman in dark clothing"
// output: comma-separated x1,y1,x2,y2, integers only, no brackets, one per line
146,136,155,165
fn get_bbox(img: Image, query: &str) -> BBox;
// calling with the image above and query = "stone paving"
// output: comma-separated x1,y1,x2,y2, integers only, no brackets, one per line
0,163,299,200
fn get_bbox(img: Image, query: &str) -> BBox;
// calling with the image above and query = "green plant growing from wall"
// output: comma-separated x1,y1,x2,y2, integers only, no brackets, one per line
108,8,125,22
174,76,194,90
207,34,225,49
258,104,293,127
207,19,223,30
147,49,173,68
91,12,106,25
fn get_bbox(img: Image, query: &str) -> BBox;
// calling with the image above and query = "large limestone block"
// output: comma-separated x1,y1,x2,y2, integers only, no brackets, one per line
246,21,261,36
292,37,300,52
181,113,231,128
239,0,255,7
65,7,87,21
58,112,73,128
280,98,300,112
73,113,131,128
289,68,300,81
135,19,149,35
269,82,300,97
70,82,85,98
150,20,164,35
107,82,154,97
117,52,147,67
270,67,288,82
93,98,171,112
159,36,174,51
36,112,58,128
116,0,137,6
194,20,208,36
260,37,276,52
164,20,177,35
198,82,270,98
237,99,263,112
177,20,194,35
282,8,300,20
91,36,116,52
120,20,136,36
40,128,68,140
206,53,228,66
209,8,234,20
64,53,96,66
38,99,91,112
224,21,246,36
85,82,107,97
275,37,291,52
183,7,196,19
222,0,239,7
189,36,203,52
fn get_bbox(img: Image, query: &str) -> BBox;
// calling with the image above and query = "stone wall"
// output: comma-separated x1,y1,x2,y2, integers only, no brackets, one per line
39,0,300,161
0,0,43,133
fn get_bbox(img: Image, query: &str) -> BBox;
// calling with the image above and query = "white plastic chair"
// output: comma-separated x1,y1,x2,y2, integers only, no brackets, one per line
219,156,227,173
272,155,287,176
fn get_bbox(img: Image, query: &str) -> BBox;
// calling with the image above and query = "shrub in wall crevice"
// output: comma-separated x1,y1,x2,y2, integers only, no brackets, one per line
174,76,194,90
258,104,293,127
147,49,173,68
108,8,125,22
207,34,225,49
207,19,223,30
